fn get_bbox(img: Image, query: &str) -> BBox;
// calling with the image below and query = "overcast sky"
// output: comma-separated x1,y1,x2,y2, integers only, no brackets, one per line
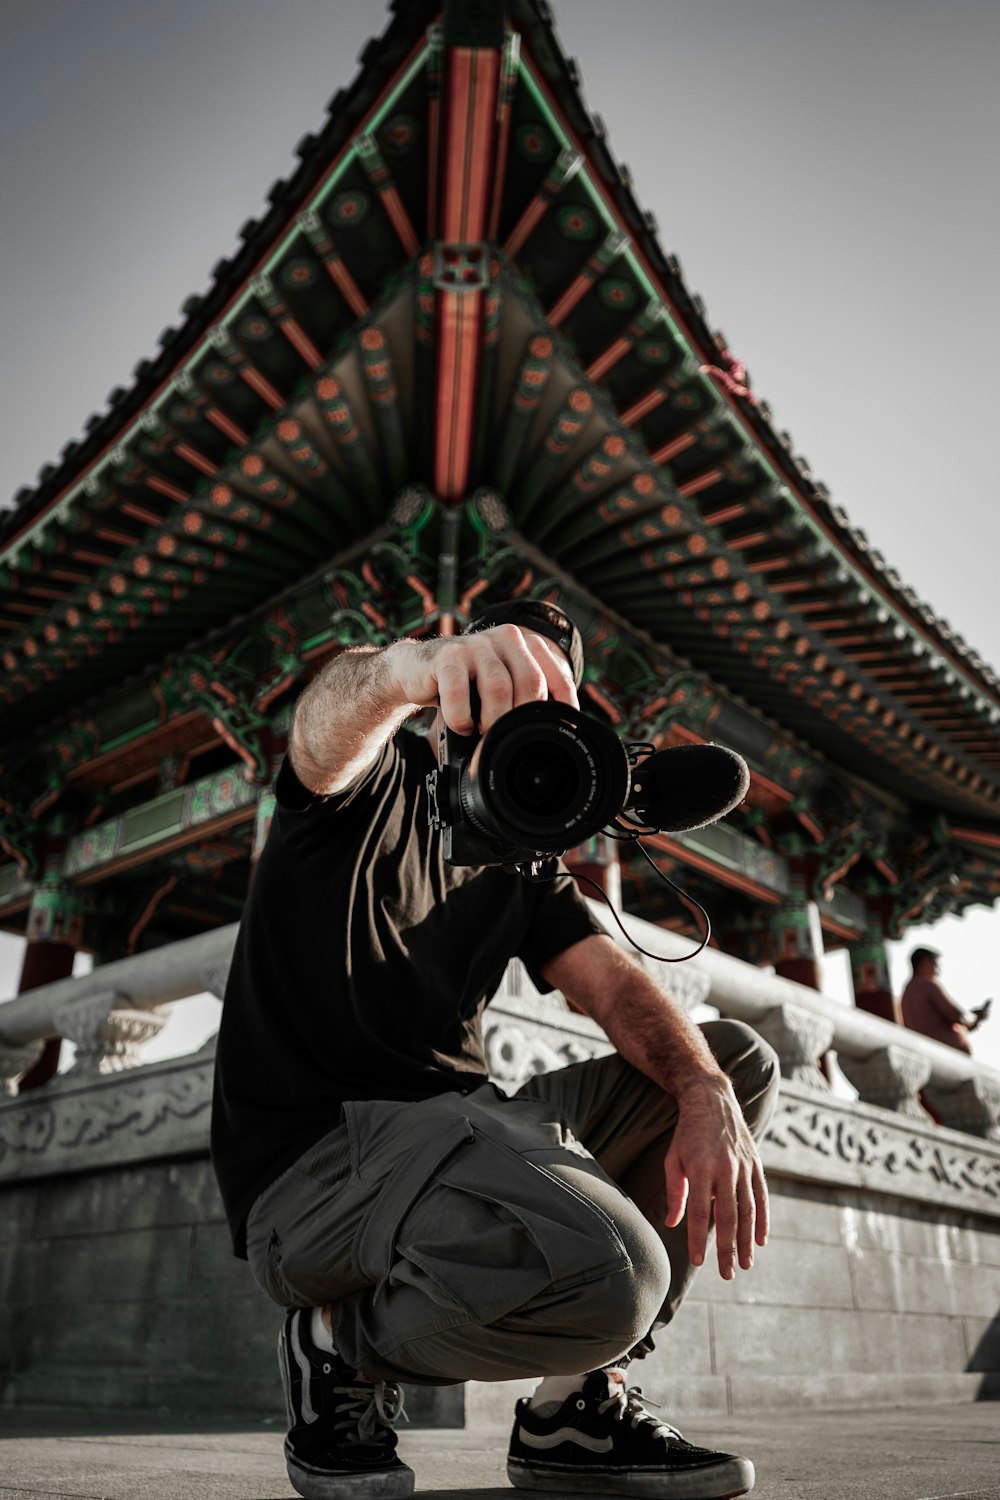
1,0,998,1063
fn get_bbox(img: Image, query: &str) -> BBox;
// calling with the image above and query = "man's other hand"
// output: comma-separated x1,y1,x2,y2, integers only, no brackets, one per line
388,625,579,735
663,1075,769,1280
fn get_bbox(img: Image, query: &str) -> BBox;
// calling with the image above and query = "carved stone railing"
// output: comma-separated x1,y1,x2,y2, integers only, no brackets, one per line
1,905,998,1150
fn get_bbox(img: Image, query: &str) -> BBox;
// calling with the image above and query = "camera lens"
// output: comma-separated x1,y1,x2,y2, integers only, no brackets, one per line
458,701,629,854
511,745,580,815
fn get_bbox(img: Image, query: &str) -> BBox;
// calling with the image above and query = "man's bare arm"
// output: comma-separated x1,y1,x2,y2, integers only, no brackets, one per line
290,645,413,796
290,627,579,796
540,933,769,1281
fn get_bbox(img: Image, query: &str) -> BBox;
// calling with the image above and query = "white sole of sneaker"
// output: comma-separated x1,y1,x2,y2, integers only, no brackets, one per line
507,1455,755,1499
287,1455,416,1500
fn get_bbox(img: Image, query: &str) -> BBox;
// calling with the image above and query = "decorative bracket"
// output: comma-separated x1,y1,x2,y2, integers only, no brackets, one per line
837,1045,932,1120
754,1001,835,1090
52,991,167,1076
924,1075,1000,1143
433,242,491,292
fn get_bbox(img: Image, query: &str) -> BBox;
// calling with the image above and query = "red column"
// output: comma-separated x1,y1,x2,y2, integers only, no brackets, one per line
850,892,899,1024
16,878,84,1091
769,846,832,1083
769,852,823,989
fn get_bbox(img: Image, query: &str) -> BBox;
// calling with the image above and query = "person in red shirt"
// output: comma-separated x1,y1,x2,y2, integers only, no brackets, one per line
900,947,992,1054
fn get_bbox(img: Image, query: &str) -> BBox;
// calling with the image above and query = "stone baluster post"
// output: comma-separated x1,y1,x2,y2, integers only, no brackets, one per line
837,1044,932,1118
753,999,835,1090
923,1075,1000,1142
51,991,167,1075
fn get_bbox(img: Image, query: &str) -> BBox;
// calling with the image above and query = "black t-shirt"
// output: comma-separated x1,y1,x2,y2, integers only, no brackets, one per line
211,730,604,1255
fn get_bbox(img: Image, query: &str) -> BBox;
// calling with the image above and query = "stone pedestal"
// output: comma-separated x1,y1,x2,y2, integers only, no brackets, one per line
924,1074,1000,1142
838,1044,932,1119
754,1000,835,1089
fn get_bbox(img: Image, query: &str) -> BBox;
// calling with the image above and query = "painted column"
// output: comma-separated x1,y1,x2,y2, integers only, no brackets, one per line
768,838,831,1083
768,841,823,990
16,871,85,1091
850,891,899,1024
250,734,282,876
252,786,277,870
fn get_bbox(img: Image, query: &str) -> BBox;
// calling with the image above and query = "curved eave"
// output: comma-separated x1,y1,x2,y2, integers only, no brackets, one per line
0,0,439,554
0,0,996,827
504,13,1000,710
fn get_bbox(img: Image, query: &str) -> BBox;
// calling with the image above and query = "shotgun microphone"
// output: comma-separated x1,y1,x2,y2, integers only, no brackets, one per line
624,743,750,833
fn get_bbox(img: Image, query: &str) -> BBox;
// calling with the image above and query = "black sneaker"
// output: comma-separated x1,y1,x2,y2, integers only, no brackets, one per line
507,1369,754,1499
278,1308,414,1500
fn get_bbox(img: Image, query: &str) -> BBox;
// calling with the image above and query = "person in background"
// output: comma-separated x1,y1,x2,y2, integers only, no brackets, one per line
900,947,992,1055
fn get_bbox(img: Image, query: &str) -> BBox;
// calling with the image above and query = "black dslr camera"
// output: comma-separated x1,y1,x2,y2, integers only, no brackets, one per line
425,697,750,872
426,698,631,869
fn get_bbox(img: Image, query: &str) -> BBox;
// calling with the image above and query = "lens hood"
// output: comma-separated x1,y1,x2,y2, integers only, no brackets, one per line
458,700,630,854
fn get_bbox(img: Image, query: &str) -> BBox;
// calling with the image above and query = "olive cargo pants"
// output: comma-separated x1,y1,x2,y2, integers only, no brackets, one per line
246,1019,779,1385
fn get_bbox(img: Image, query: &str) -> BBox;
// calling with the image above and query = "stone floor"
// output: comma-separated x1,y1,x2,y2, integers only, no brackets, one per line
0,1403,998,1500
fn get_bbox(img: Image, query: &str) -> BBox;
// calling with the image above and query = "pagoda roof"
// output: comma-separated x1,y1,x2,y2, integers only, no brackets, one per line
1,0,998,833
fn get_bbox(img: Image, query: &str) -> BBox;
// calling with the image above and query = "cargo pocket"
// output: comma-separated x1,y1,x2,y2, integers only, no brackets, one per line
355,1120,632,1350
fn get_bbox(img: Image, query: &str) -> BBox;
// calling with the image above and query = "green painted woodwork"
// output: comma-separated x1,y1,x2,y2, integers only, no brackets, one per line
1,8,997,939
675,821,790,900
62,765,258,882
26,874,85,946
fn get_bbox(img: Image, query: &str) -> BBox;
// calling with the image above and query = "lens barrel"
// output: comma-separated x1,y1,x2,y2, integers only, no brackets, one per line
457,701,629,853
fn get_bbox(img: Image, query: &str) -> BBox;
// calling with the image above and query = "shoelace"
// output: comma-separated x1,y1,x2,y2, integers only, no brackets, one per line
334,1380,409,1446
597,1384,685,1442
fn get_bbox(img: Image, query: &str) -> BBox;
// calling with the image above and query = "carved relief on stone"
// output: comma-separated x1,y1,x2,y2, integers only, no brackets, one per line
754,1001,835,1089
51,991,167,1076
924,1075,1000,1143
0,1057,214,1181
837,1045,932,1120
484,1016,612,1091
764,1088,1000,1218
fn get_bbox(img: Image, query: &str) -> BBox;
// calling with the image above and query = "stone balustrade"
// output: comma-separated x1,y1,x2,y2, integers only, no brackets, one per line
1,908,998,1421
0,905,999,1146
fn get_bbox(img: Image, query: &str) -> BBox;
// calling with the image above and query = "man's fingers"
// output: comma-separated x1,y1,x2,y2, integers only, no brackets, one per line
528,635,579,709
753,1161,770,1248
488,626,550,722
685,1180,714,1269
712,1173,738,1280
474,656,517,730
736,1170,755,1271
663,1147,688,1229
435,657,475,735
424,626,576,734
